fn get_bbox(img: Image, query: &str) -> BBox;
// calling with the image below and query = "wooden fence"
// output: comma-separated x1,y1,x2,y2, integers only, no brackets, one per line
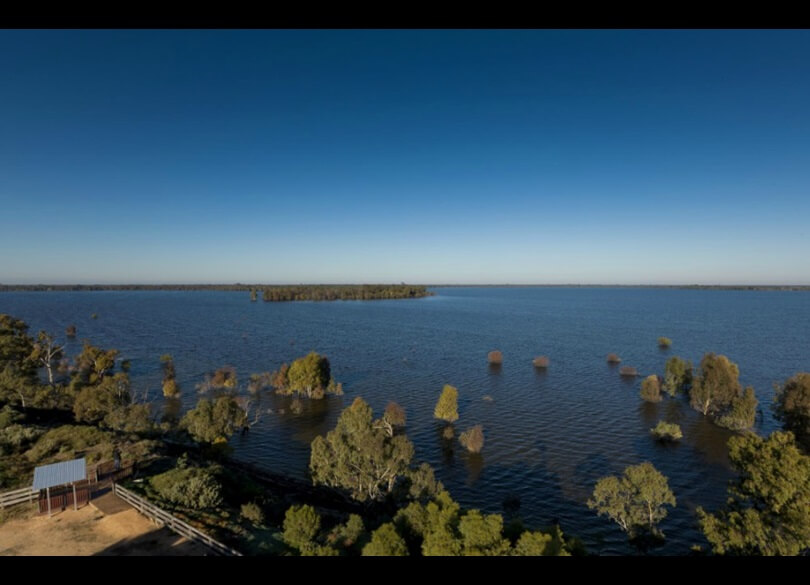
112,483,242,556
0,486,37,509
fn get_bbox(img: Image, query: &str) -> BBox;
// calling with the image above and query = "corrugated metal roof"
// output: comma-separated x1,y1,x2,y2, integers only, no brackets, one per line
32,458,86,490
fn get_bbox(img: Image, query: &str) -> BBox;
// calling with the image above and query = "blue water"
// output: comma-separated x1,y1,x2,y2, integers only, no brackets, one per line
2,287,808,554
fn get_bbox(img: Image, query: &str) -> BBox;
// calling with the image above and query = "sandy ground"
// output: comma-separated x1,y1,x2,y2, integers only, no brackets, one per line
0,494,210,556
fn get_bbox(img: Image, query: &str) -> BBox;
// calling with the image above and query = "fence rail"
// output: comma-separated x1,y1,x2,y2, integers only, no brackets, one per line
112,483,242,556
0,486,36,509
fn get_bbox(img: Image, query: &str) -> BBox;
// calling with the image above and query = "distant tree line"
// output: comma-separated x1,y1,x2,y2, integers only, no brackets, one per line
0,283,434,302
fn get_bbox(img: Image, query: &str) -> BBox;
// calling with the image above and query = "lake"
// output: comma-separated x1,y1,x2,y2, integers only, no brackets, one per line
2,286,808,554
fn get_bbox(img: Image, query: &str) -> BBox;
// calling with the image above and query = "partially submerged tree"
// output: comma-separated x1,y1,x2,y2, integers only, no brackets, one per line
275,352,342,399
487,350,503,365
587,462,676,540
310,397,414,502
640,375,663,402
65,324,77,339
606,353,621,364
663,356,692,397
532,356,549,369
379,402,406,437
774,372,810,451
434,384,459,423
459,425,485,453
180,395,246,446
689,353,757,430
619,366,638,377
697,431,810,556
160,354,180,398
650,421,683,442
658,337,672,348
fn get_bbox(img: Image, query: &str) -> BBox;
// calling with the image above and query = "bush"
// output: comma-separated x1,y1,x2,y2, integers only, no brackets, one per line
442,426,455,440
162,378,180,398
532,356,549,368
487,350,503,365
658,337,672,348
210,366,237,389
150,466,223,510
0,424,43,451
240,501,265,527
606,353,621,364
459,425,485,453
640,375,662,402
26,425,114,464
774,372,810,451
362,523,408,556
620,366,638,377
0,405,21,430
650,421,683,441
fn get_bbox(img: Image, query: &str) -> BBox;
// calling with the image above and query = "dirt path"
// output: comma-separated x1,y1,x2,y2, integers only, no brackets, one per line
0,498,210,556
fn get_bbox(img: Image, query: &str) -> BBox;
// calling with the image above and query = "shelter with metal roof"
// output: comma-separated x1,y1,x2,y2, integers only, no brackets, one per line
32,458,88,516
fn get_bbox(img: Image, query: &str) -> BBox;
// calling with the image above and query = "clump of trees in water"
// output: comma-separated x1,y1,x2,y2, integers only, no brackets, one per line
606,353,621,364
663,356,692,396
658,337,672,348
620,366,638,377
650,421,682,442
532,356,549,369
588,462,676,544
262,284,432,302
688,353,757,431
270,352,343,399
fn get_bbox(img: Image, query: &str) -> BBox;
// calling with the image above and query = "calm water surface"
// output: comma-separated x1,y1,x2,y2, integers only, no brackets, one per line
2,287,808,554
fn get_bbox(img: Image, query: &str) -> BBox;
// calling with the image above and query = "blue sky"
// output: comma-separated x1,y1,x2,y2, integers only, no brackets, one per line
1,30,809,284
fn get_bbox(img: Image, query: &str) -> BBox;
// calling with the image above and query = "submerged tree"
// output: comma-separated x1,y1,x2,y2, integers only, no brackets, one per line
650,421,683,442
275,352,342,399
587,462,676,540
697,431,810,555
379,402,406,437
459,425,485,453
160,354,180,398
640,375,663,402
663,356,692,397
180,395,246,446
310,397,414,502
774,372,810,451
434,384,459,423
689,353,757,430
487,351,503,365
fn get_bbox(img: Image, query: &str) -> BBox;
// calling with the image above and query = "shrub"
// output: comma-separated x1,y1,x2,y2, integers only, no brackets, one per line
650,421,683,441
619,366,638,377
240,501,265,526
459,425,485,453
150,466,223,510
26,425,114,464
640,375,662,402
0,424,43,450
606,353,621,364
532,356,549,368
162,378,180,398
362,523,408,556
210,366,237,389
442,426,455,440
658,337,672,348
487,350,503,365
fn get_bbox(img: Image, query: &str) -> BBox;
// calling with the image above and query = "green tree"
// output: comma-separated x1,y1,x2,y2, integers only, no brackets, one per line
310,397,414,501
689,353,757,430
73,341,119,386
180,396,246,445
640,375,662,402
587,462,676,539
650,421,683,442
458,510,510,556
362,523,408,556
30,331,64,386
286,352,332,399
379,402,406,437
434,384,459,423
658,337,672,348
697,431,810,556
774,373,810,451
663,356,692,397
283,504,321,553
73,372,132,425
0,314,37,408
